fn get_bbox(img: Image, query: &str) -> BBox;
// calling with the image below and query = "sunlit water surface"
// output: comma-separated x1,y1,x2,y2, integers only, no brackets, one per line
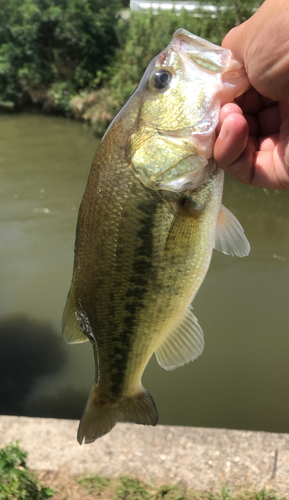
1,112,289,433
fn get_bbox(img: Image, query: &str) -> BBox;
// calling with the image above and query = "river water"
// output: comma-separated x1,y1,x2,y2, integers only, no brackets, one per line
1,112,289,433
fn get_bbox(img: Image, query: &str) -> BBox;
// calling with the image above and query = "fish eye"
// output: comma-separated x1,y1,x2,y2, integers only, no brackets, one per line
151,70,172,90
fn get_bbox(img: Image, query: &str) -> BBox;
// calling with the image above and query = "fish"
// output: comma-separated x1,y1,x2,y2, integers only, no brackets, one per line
62,28,250,444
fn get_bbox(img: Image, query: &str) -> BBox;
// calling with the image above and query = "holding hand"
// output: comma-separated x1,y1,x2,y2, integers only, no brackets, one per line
214,0,289,190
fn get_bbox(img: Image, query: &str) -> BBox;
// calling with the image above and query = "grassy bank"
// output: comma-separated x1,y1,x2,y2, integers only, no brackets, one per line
67,0,263,137
39,471,288,500
0,1,263,136
0,443,287,500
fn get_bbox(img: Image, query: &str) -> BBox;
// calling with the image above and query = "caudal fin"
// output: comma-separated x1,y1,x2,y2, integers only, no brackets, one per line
77,383,158,444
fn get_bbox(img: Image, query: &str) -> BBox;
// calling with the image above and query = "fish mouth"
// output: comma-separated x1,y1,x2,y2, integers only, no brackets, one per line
170,28,231,74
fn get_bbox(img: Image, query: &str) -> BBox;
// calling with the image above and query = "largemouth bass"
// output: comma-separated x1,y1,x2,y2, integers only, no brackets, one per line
63,29,250,444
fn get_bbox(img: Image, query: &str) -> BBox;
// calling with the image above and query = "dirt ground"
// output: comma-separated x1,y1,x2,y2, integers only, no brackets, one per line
36,470,91,500
35,469,286,500
1,417,289,498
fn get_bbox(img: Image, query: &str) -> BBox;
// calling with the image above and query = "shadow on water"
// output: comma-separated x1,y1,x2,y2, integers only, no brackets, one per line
27,386,87,420
0,314,88,419
0,314,67,415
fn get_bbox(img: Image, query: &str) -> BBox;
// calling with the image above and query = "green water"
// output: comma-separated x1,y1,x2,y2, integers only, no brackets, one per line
1,112,289,433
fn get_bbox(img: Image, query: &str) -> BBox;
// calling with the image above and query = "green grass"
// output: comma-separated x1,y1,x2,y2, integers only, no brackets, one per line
77,474,111,494
76,475,287,500
0,443,287,500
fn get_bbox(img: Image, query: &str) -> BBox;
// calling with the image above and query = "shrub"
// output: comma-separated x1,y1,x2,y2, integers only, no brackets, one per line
0,0,122,108
81,1,262,135
0,442,54,499
0,0,263,124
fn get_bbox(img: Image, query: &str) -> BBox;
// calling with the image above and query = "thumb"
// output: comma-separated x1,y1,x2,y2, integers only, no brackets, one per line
222,1,289,102
222,24,247,71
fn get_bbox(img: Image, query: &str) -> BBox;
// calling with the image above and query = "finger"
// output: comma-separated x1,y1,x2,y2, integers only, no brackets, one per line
258,105,280,136
259,134,279,152
256,115,289,189
222,24,246,69
223,5,289,102
275,114,289,188
216,102,243,132
236,88,277,115
252,150,289,190
235,88,265,115
243,113,259,137
219,137,256,185
214,111,248,168
222,141,289,190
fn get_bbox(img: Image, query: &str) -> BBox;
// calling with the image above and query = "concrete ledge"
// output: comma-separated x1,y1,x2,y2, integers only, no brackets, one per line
0,416,289,494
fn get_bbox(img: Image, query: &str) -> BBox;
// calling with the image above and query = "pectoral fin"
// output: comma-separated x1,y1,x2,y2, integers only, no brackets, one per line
214,204,250,257
155,305,204,371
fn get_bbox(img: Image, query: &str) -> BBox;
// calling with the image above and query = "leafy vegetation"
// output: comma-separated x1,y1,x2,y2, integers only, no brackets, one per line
0,0,122,108
0,0,263,131
0,442,54,499
69,1,263,136
0,442,287,500
75,474,287,500
197,0,262,30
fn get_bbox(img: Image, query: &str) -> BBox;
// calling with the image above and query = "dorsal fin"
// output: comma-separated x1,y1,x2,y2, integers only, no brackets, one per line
214,204,250,257
155,305,204,371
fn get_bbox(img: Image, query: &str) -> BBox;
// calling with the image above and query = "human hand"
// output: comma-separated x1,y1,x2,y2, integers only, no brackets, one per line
214,0,289,190
215,91,289,189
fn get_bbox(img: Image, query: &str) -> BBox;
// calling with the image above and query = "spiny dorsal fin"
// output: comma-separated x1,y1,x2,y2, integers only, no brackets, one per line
214,204,250,257
62,293,89,344
155,305,204,371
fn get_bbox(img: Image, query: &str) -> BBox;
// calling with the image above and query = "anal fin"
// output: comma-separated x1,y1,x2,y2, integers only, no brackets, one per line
155,305,204,371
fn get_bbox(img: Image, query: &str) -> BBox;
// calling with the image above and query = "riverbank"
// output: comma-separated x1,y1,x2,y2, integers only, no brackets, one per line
0,416,288,497
1,4,263,140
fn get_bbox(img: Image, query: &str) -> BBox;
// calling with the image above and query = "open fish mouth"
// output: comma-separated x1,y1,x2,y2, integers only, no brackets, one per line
171,28,232,74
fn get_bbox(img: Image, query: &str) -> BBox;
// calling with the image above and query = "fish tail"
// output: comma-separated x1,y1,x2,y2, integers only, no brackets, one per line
77,383,158,444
